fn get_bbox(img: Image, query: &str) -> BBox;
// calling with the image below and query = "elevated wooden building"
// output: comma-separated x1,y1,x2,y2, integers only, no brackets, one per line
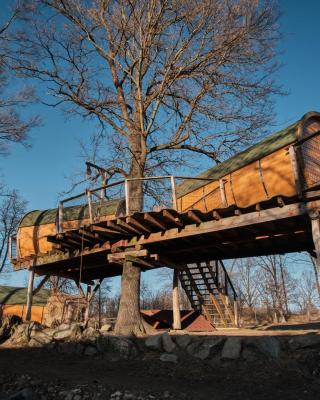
10,112,320,328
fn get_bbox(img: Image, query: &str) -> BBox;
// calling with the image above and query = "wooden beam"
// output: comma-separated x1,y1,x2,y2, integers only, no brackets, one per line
107,249,148,262
187,210,202,224
116,219,143,235
162,210,183,227
172,269,181,330
126,216,153,233
310,212,320,274
144,213,166,230
25,268,35,321
127,201,312,248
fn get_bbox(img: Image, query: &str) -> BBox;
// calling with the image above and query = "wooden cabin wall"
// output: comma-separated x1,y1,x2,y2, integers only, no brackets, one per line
177,146,297,213
2,304,46,324
17,214,116,259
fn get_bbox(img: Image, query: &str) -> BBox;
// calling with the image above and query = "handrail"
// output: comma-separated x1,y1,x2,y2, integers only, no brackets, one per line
57,175,219,233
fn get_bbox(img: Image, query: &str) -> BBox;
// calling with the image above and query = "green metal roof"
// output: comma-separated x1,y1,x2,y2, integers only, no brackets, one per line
0,285,50,305
176,119,300,197
19,198,124,228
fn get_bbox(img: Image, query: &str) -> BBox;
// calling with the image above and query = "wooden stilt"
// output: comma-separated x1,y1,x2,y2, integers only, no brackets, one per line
234,300,240,328
25,268,35,321
311,212,320,273
172,269,181,330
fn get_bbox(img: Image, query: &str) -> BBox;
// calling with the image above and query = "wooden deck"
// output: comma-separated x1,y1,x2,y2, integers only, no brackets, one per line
12,192,320,284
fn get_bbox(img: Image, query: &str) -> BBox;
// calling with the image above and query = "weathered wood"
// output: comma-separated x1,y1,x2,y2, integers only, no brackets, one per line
310,212,320,274
107,249,148,262
144,213,166,230
126,216,153,233
25,268,35,321
127,202,311,248
162,210,183,227
187,210,202,224
172,269,181,330
116,219,143,235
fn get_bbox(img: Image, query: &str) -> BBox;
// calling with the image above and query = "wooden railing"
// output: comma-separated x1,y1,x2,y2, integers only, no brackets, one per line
57,175,215,233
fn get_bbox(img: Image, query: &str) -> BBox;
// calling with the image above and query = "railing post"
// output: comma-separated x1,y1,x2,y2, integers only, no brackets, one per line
87,190,93,224
170,176,178,210
125,179,130,215
219,179,228,207
58,202,64,233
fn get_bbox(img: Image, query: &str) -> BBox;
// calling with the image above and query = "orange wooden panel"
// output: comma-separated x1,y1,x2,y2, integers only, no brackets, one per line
2,304,46,324
260,147,296,198
231,161,267,208
17,214,116,259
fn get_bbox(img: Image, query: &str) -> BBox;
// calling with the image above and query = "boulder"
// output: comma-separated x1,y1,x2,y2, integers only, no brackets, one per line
108,336,138,359
160,353,178,363
175,335,192,349
100,324,112,334
187,336,224,360
288,334,320,350
82,327,100,338
145,334,163,351
53,323,82,341
221,337,242,360
0,315,22,341
161,332,176,353
28,330,53,347
245,336,280,359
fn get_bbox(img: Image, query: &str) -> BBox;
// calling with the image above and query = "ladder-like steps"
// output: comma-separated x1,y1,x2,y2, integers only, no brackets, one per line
179,260,237,328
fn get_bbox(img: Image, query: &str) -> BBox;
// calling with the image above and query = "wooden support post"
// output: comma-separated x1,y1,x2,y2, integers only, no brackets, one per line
172,269,181,330
58,202,64,233
311,212,320,273
171,176,178,211
25,268,35,321
87,190,93,224
234,300,240,328
84,284,92,326
125,179,130,215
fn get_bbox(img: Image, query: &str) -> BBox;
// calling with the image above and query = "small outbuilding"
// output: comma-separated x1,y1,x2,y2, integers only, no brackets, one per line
0,285,50,324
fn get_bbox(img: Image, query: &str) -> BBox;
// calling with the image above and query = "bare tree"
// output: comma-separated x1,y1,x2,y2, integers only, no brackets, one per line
233,258,259,316
0,2,40,154
256,255,295,322
13,0,281,334
294,271,319,321
0,190,27,275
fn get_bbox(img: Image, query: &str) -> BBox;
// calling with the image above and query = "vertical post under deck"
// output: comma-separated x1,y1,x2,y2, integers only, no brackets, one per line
311,211,320,274
234,300,240,328
172,269,181,330
25,268,35,321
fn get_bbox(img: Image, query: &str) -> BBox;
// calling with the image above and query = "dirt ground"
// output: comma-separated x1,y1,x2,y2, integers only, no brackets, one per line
1,322,320,400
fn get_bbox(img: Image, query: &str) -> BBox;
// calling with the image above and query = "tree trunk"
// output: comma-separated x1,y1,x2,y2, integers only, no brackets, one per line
114,260,152,335
114,135,154,335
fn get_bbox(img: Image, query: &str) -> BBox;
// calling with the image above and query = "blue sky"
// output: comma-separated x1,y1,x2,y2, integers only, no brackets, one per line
1,0,319,288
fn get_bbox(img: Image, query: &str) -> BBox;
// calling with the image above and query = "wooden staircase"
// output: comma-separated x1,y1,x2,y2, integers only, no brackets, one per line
179,260,238,328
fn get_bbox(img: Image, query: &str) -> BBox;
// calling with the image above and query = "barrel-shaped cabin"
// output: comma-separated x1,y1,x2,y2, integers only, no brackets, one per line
14,111,320,263
176,112,320,213
16,199,125,260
